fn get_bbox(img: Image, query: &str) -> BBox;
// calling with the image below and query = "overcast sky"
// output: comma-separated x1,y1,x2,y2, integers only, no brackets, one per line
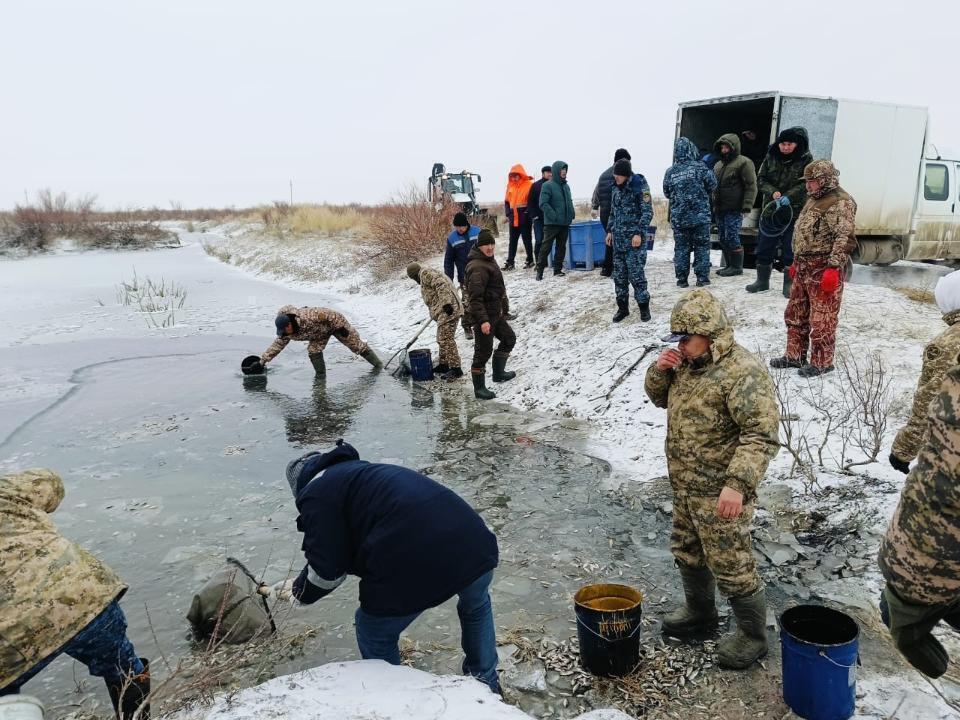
3,0,959,209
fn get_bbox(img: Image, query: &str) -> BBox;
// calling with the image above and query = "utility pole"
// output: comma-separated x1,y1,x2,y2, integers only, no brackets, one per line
289,180,293,207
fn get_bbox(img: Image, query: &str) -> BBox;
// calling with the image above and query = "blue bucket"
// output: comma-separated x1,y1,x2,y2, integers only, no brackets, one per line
408,348,434,381
780,605,860,720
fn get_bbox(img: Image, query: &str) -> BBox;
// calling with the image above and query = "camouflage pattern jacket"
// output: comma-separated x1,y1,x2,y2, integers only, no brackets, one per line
879,365,960,605
609,174,654,249
262,305,351,363
791,187,858,268
419,268,463,323
644,290,780,499
663,137,717,229
892,310,960,462
0,469,126,687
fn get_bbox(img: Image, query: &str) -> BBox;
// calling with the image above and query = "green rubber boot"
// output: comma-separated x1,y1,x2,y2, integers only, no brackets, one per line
717,249,744,277
471,370,496,400
745,263,772,293
309,352,326,376
491,352,516,382
717,588,769,670
661,564,720,637
361,349,383,369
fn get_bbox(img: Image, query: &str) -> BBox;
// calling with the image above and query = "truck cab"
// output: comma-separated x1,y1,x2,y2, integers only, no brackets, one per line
915,154,960,259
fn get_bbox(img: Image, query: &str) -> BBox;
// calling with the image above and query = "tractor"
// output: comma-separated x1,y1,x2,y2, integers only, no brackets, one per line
428,163,498,235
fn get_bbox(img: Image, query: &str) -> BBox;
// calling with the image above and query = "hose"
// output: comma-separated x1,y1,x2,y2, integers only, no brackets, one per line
758,200,794,238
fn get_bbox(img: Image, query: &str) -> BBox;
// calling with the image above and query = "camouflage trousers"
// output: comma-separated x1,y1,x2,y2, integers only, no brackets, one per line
673,223,711,283
436,315,462,369
1,601,142,693
613,244,649,304
785,256,844,368
307,316,369,357
670,494,761,598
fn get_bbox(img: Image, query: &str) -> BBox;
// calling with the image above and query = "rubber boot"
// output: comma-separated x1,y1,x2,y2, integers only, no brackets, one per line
491,352,516,382
745,263,772,293
638,300,651,322
770,355,805,369
717,249,744,277
107,658,150,720
782,269,793,298
718,589,769,670
471,369,496,400
661,564,720,637
433,362,450,375
716,247,730,275
612,299,629,323
308,352,326,376
361,349,383,369
443,367,463,380
798,364,834,378
535,268,544,281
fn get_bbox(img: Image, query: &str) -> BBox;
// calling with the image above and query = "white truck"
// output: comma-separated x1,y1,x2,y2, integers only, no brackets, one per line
675,91,960,267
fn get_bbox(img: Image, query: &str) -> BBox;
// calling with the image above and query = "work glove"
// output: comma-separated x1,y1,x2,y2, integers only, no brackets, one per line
889,453,910,475
258,578,297,602
788,265,797,280
777,196,791,207
820,267,841,293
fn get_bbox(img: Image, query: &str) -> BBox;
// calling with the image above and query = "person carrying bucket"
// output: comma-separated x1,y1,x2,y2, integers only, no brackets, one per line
644,289,780,669
260,305,383,375
406,262,464,380
267,441,501,694
0,469,150,719
878,363,960,679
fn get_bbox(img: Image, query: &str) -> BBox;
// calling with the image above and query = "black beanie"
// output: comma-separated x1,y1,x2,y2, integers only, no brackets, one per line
613,159,632,176
476,229,495,246
614,148,631,162
541,165,552,174
452,212,469,227
777,128,802,145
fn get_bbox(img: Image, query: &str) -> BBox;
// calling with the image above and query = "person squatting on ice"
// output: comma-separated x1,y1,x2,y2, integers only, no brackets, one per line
769,160,857,378
645,290,780,670
0,469,150,719
406,262,464,380
663,137,717,288
278,442,501,693
465,229,516,400
262,305,383,375
607,158,654,323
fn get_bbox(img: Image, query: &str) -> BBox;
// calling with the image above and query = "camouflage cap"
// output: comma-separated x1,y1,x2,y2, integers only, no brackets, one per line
665,288,729,340
802,159,839,182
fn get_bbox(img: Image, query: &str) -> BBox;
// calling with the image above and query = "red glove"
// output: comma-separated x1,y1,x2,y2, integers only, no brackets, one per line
788,265,796,280
821,268,841,293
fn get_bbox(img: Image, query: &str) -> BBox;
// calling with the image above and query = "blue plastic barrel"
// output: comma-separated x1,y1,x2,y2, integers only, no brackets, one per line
780,605,859,720
408,349,434,381
552,220,606,270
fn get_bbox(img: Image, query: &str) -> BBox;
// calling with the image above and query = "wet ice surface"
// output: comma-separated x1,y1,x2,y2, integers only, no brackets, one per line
1,341,675,717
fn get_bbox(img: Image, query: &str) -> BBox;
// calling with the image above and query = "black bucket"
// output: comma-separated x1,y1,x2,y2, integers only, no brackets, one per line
241,355,265,375
574,583,643,677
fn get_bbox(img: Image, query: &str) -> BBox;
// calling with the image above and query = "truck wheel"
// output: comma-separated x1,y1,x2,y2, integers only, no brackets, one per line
844,256,854,279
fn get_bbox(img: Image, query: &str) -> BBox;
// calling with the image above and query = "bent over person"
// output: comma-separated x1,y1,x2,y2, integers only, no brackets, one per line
406,262,464,379
261,305,382,374
466,229,516,400
645,289,780,669
879,365,960,678
770,160,857,377
0,469,149,719
280,442,501,693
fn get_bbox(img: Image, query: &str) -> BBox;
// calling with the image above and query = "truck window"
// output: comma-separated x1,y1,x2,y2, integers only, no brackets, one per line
924,164,949,201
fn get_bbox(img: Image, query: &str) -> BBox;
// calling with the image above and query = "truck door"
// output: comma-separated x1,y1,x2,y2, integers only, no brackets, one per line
913,161,957,259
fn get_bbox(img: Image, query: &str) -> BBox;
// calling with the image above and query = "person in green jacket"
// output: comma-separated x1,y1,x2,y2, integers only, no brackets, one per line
536,160,576,281
713,134,758,278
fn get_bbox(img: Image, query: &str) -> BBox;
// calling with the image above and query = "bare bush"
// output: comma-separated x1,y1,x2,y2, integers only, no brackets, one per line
838,352,893,471
116,269,187,328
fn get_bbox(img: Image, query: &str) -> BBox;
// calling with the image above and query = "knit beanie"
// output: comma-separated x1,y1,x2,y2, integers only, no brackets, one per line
452,212,469,227
406,262,422,282
541,165,552,174
614,148,631,162
613,159,633,177
476,229,495,247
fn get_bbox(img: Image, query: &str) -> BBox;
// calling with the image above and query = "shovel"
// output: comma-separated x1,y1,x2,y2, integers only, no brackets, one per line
384,317,434,373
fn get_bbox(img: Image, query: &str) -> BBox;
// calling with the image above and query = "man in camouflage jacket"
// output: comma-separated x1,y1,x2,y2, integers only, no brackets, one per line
878,365,960,678
663,137,717,287
0,469,149,717
607,159,654,323
262,305,382,375
407,262,464,379
770,160,857,377
891,270,960,473
645,289,780,669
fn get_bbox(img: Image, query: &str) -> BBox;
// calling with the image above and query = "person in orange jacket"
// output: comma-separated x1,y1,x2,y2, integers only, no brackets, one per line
502,164,534,270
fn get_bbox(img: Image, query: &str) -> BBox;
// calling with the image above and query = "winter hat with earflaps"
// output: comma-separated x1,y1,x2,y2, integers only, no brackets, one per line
285,440,360,498
935,270,960,315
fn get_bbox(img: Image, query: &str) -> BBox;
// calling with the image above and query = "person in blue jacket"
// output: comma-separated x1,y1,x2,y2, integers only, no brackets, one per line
445,212,481,339
281,441,501,694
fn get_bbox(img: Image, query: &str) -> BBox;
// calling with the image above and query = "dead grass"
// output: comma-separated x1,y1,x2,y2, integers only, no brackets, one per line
253,202,369,236
894,286,936,305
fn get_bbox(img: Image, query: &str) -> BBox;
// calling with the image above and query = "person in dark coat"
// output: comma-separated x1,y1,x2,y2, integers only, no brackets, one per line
528,166,552,264
445,212,481,339
281,441,501,693
466,230,516,399
592,148,631,276
536,160,576,280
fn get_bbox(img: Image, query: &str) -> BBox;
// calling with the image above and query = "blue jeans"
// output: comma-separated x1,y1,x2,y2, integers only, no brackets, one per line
1,601,142,694
532,219,544,263
354,570,499,693
717,211,743,251
756,222,795,267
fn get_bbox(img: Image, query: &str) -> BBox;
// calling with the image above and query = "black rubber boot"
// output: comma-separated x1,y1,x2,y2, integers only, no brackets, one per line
716,248,730,275
107,658,150,720
612,299,629,323
717,249,744,277
718,590,769,670
535,268,544,281
782,270,793,298
770,355,805,369
471,370,496,399
491,353,516,382
433,362,450,375
662,564,720,637
443,367,463,380
361,349,383,369
798,364,835,378
745,263,772,293
638,301,651,322
308,352,326,375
